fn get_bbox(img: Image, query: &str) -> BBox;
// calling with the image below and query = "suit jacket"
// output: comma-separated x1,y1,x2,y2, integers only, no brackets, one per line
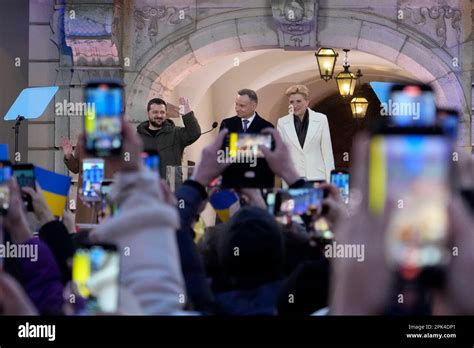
277,109,335,182
219,114,274,133
219,113,275,188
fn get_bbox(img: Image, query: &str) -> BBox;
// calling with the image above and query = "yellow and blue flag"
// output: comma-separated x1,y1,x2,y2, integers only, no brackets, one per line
209,190,240,223
34,166,71,217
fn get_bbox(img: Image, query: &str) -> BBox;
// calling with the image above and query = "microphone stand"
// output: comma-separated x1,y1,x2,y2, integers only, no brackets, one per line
156,123,219,153
12,115,25,163
200,123,219,136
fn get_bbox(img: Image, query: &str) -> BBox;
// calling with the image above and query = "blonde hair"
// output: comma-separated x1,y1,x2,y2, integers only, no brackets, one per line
285,85,309,100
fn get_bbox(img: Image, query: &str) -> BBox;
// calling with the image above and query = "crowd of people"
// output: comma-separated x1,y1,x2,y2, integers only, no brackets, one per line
0,111,473,316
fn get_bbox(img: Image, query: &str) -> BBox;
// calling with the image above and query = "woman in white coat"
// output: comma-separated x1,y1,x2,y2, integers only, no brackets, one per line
277,85,335,185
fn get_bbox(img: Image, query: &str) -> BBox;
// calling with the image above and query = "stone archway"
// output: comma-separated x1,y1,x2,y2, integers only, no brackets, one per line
124,4,471,151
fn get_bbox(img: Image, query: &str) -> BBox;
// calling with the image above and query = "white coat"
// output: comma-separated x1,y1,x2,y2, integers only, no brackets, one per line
277,109,335,183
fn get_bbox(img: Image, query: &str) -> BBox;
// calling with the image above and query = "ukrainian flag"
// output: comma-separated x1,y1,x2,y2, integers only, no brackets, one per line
210,190,240,223
34,166,71,217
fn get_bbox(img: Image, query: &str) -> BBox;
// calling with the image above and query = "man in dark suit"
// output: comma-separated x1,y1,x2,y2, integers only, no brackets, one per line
220,89,274,133
220,89,275,188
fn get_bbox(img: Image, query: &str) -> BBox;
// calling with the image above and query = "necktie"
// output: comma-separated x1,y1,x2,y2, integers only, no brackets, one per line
243,119,249,132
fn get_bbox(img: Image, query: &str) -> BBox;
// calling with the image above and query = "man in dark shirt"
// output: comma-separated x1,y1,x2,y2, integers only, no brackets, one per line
219,89,275,188
136,97,201,179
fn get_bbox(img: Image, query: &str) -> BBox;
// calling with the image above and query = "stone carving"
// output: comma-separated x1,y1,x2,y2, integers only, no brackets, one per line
68,40,119,66
65,6,112,37
271,0,318,50
403,6,461,48
64,4,120,66
134,6,193,44
284,0,305,22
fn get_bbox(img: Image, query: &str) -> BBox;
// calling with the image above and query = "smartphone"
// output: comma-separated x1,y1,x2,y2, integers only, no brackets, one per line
141,150,160,174
221,132,275,188
0,161,12,214
223,132,273,159
82,159,104,202
436,108,459,140
84,80,124,157
72,243,120,314
385,84,437,128
12,163,35,211
271,188,325,216
369,134,451,278
330,170,350,204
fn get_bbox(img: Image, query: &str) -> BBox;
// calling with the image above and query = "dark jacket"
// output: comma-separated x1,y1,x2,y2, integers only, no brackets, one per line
17,238,65,315
277,258,330,316
175,182,217,314
214,207,285,315
137,111,201,179
219,113,273,133
215,280,283,315
38,220,76,284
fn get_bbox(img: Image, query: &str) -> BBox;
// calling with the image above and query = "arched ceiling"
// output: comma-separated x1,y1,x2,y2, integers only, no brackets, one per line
170,48,420,123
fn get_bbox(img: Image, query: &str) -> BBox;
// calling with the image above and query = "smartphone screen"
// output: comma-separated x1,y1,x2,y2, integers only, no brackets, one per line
388,84,437,127
330,170,350,204
0,161,12,213
13,164,35,211
273,188,325,216
370,135,451,276
72,244,119,314
82,159,104,202
84,81,123,157
13,164,35,189
141,151,160,174
227,132,272,158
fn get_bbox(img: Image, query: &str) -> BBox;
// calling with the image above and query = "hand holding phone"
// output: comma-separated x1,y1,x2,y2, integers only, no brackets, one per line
12,164,35,211
370,134,452,278
21,183,55,226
